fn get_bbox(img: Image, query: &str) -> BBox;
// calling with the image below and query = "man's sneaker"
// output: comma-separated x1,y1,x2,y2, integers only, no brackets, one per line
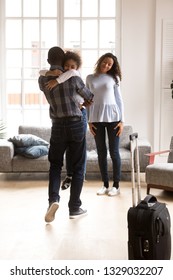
61,176,72,190
69,208,87,219
45,202,59,223
96,186,109,195
108,187,120,196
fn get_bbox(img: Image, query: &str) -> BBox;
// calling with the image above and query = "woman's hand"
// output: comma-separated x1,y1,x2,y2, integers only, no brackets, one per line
115,122,124,136
88,122,97,136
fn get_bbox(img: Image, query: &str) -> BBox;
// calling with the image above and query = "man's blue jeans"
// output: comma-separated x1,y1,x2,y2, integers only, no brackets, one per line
66,108,87,176
92,121,121,184
48,117,86,211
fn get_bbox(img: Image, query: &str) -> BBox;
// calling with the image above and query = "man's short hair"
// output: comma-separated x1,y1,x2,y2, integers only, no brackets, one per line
47,47,65,66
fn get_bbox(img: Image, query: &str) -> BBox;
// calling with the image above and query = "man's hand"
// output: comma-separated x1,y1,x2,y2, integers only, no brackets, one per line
82,99,93,107
46,80,58,90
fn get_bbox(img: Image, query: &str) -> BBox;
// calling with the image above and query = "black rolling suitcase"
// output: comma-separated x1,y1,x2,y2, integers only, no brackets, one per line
127,133,171,260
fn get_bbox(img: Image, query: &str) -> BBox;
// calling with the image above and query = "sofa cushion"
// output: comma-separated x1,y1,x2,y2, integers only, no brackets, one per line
168,136,173,163
119,126,133,149
15,145,49,159
146,163,173,187
8,134,49,147
19,126,51,143
12,154,50,172
168,151,173,163
86,148,131,172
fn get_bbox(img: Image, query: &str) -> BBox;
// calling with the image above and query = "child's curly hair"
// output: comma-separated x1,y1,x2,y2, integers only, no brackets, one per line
64,51,82,69
94,53,122,85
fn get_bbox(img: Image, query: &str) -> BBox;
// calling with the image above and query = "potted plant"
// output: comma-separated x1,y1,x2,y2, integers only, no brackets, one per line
0,119,7,139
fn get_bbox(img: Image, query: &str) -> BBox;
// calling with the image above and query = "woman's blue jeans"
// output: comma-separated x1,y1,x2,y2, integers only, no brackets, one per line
48,117,86,211
92,121,121,184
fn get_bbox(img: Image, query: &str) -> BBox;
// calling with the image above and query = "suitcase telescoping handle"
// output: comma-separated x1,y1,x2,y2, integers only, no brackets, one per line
129,133,141,207
129,132,138,141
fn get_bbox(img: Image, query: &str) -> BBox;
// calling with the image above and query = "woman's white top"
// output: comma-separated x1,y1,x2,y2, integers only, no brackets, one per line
86,73,125,123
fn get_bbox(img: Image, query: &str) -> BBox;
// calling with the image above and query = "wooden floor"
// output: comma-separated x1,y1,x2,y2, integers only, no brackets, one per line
0,173,173,260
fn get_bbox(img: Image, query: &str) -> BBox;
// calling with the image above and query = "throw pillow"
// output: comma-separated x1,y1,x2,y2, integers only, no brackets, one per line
15,145,49,159
8,134,49,147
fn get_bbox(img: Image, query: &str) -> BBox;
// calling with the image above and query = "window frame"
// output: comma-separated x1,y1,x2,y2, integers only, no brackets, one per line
0,0,121,132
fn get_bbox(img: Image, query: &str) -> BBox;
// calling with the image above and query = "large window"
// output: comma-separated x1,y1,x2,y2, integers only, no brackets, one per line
1,0,120,134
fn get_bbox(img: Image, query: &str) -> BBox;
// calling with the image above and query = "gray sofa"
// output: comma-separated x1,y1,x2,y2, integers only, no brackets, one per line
0,125,151,180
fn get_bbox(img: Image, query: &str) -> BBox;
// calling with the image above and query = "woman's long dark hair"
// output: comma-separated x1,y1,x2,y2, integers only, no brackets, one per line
94,53,122,85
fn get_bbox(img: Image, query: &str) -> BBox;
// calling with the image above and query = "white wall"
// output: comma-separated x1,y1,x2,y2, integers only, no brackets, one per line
121,0,156,147
153,0,173,150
